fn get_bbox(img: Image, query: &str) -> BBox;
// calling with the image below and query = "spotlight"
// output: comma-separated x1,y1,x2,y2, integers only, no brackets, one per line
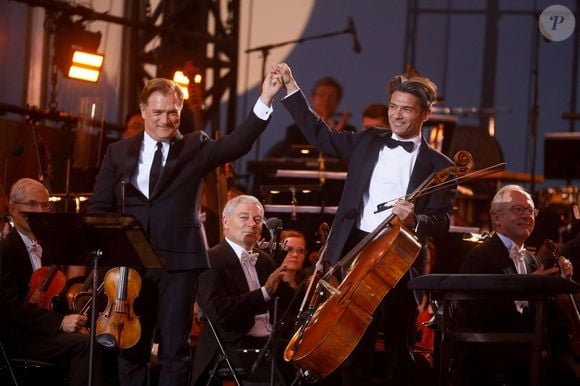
54,16,104,83
173,71,190,99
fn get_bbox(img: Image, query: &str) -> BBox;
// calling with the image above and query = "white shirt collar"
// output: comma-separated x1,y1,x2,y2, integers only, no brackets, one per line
496,232,524,252
225,238,252,261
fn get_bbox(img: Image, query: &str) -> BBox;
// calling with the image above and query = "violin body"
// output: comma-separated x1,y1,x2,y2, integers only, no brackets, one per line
284,218,421,379
27,265,67,310
96,266,142,350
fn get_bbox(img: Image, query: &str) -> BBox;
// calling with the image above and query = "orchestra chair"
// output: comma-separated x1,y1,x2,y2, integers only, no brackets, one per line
408,274,580,386
200,313,247,386
0,357,68,386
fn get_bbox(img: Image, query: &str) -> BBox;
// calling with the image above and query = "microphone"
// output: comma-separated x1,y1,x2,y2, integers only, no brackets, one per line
347,17,362,54
264,217,283,257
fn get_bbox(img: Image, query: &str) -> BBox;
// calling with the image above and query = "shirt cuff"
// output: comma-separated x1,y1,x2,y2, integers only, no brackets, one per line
260,286,271,302
282,88,301,100
253,98,273,120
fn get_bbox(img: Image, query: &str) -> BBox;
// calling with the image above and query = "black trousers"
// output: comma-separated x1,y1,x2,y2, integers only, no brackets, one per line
118,268,200,386
4,331,111,386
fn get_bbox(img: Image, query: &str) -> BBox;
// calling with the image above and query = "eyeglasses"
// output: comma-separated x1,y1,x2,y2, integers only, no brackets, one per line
14,200,51,210
508,205,539,217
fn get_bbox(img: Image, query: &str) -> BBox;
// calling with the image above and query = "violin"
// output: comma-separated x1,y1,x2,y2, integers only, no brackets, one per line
96,266,142,350
66,271,96,313
27,265,67,310
284,151,490,380
536,239,580,357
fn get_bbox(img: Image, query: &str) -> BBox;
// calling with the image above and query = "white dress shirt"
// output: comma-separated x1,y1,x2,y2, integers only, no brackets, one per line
358,133,421,232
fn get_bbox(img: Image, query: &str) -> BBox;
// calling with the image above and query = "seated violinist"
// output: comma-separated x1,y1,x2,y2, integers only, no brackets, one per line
0,178,111,386
454,184,579,385
191,195,295,385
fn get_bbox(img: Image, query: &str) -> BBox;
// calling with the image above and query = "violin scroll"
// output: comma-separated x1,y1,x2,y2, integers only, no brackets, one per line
452,150,475,176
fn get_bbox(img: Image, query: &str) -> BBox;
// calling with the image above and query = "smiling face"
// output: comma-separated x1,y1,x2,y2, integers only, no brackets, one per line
492,190,536,246
387,91,431,139
140,91,182,142
281,236,307,272
223,202,264,250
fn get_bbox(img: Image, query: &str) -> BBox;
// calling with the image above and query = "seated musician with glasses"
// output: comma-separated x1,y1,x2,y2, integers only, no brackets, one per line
0,178,112,386
191,195,295,385
454,184,578,385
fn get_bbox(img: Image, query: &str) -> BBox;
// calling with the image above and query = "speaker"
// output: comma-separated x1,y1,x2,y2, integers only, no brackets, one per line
544,132,580,179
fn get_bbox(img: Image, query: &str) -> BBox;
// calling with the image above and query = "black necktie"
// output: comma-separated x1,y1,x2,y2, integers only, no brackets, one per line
385,136,414,153
149,142,163,196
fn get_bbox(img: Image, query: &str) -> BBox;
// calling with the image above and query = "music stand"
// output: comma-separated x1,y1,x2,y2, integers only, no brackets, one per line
23,212,163,386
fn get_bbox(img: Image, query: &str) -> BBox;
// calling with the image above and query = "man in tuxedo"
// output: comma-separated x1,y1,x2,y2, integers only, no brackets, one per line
273,63,456,385
89,74,283,386
0,178,108,386
456,184,576,385
191,195,293,385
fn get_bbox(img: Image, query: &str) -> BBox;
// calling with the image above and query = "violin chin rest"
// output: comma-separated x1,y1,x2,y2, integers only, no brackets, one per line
96,333,117,349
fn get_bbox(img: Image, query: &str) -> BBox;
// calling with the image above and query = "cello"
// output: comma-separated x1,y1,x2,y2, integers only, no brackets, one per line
284,151,489,380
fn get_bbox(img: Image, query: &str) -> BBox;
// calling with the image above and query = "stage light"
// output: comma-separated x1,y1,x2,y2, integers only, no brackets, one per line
173,71,190,99
67,51,104,83
53,15,104,83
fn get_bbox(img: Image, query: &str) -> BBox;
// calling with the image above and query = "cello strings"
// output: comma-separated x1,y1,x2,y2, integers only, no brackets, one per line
375,162,506,213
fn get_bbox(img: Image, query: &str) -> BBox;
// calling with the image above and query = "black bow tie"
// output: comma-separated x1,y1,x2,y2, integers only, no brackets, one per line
385,136,414,153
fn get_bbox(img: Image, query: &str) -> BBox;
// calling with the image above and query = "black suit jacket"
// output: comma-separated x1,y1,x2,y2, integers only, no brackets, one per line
282,90,456,264
191,240,294,383
455,233,540,332
89,112,269,270
0,229,63,341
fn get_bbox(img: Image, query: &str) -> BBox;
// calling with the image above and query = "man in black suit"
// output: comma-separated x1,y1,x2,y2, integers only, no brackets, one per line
191,195,293,385
0,178,108,386
89,74,283,386
455,184,577,385
273,63,456,385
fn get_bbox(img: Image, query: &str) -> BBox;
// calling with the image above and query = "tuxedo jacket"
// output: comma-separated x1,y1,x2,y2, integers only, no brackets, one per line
89,112,269,270
191,240,294,383
0,228,63,341
455,233,541,332
282,90,456,265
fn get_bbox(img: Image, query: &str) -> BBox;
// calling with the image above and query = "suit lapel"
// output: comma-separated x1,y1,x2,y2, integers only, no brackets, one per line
221,241,252,293
121,133,143,181
407,137,434,195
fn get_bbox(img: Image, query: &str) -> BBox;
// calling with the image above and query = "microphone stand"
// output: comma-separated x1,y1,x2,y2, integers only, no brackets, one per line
251,279,308,385
245,20,355,160
0,219,19,386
